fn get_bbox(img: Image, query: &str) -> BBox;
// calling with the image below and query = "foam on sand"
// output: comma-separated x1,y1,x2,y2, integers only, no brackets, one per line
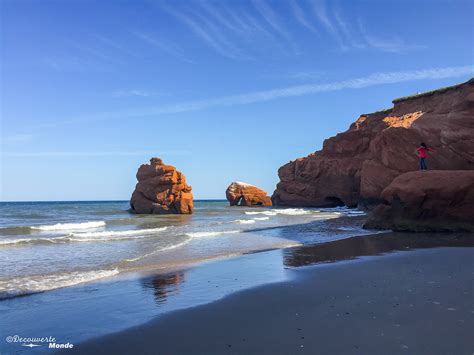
0,269,119,299
30,221,106,231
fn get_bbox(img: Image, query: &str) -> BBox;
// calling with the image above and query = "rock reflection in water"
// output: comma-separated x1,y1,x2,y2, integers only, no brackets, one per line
142,272,185,304
284,232,474,267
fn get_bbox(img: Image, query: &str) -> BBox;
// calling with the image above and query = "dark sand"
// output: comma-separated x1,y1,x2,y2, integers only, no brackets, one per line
70,244,474,355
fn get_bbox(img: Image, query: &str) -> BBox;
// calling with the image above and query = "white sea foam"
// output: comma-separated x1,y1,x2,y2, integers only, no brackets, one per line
186,230,241,238
234,219,256,224
68,227,167,239
253,217,270,221
0,227,168,246
245,211,278,216
0,269,119,298
30,221,106,231
0,238,35,246
245,208,313,216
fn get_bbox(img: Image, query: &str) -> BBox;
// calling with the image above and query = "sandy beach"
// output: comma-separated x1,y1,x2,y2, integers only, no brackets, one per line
69,242,474,355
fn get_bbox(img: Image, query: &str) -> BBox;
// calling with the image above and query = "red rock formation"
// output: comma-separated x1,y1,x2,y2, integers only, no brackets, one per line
272,79,474,208
363,170,474,232
130,158,193,214
226,182,272,207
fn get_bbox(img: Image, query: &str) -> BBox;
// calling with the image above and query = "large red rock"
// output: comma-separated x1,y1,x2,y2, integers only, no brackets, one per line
363,170,474,232
130,158,193,214
272,79,474,208
226,182,272,207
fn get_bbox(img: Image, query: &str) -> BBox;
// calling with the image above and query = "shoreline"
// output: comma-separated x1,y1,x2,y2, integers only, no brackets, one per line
2,231,473,354
68,246,474,355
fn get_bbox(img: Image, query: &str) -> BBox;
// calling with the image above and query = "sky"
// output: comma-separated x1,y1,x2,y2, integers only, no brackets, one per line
1,0,473,201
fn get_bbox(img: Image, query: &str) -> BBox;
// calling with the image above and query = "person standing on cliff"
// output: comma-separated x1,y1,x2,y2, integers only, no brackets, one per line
417,142,435,170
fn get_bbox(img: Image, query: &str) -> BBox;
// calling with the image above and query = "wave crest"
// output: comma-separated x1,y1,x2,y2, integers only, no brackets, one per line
186,230,241,238
30,221,106,231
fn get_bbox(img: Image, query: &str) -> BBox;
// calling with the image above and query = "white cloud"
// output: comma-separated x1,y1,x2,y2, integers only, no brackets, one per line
131,30,195,63
291,0,319,34
109,90,164,98
252,0,290,39
36,65,473,127
358,19,426,53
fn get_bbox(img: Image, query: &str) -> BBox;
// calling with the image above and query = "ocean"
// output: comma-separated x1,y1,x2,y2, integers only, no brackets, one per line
0,200,367,299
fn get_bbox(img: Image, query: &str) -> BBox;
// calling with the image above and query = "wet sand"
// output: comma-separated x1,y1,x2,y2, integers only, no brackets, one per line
70,240,474,355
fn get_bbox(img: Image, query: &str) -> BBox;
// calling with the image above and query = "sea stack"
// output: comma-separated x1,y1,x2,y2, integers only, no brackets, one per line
130,157,193,214
272,79,474,208
226,182,272,207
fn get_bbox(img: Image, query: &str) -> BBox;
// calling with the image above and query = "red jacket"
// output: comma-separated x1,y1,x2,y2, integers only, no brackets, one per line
417,147,434,158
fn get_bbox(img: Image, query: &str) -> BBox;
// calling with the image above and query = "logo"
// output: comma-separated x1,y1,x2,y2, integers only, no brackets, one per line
5,335,74,350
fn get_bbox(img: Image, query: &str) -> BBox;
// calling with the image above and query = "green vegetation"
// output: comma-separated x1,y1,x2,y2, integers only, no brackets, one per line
392,78,474,103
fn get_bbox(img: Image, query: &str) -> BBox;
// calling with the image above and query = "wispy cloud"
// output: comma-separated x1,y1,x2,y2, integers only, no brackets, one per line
291,0,318,34
1,134,34,144
357,18,426,53
311,0,336,34
358,19,426,53
163,5,246,60
333,10,365,49
311,0,348,50
252,0,290,39
131,30,195,63
2,151,189,157
32,65,473,127
91,33,140,57
109,90,165,98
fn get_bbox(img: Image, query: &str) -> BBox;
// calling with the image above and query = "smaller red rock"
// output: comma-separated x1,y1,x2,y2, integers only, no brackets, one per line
226,182,272,207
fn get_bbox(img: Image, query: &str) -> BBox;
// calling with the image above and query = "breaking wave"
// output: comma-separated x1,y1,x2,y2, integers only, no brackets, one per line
30,221,106,231
0,227,168,246
186,230,241,238
245,208,312,216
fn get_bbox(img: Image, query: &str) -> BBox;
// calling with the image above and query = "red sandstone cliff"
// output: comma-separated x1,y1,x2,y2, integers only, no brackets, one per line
363,171,474,232
272,79,474,208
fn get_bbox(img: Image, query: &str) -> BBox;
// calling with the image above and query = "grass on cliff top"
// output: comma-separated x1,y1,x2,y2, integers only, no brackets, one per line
392,78,474,103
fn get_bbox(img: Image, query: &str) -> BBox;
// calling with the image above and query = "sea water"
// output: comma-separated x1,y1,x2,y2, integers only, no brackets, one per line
0,200,366,298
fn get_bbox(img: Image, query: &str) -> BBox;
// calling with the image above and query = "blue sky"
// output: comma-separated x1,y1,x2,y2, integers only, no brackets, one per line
1,0,473,201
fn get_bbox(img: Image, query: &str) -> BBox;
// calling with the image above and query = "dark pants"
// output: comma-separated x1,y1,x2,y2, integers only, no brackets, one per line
420,158,427,170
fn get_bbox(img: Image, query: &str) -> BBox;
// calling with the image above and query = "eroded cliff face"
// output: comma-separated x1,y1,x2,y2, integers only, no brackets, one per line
272,79,474,208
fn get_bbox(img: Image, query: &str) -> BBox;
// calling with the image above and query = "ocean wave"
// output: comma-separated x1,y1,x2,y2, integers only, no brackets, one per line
234,219,256,224
186,230,241,238
245,208,312,216
0,269,119,299
68,227,167,239
30,221,106,231
253,217,270,221
0,227,168,246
